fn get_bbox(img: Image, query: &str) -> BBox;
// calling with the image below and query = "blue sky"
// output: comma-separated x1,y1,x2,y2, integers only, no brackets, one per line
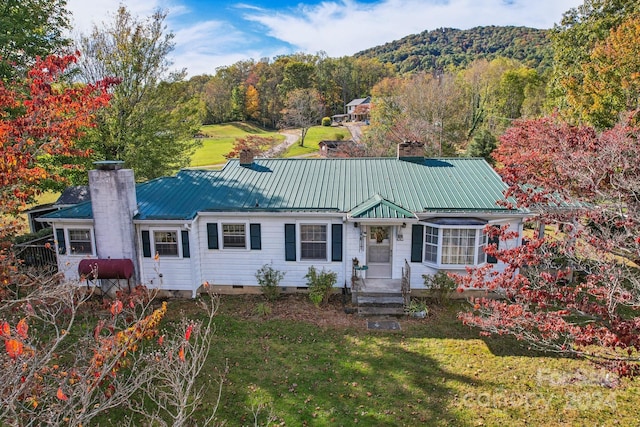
67,0,584,77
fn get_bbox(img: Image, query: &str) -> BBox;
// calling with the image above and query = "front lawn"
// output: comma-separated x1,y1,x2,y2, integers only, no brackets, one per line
161,295,638,426
190,122,283,167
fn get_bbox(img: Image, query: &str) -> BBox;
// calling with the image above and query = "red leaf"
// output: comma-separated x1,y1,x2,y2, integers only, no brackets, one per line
16,318,28,339
110,300,123,316
0,322,9,338
5,339,23,359
57,387,69,401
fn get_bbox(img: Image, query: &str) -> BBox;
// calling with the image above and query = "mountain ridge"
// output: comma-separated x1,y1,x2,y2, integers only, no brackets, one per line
354,25,553,74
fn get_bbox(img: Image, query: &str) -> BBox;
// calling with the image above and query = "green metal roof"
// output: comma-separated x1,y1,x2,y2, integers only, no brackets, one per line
44,157,520,221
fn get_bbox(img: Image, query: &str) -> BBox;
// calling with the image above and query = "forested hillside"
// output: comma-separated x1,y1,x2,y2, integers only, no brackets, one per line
355,26,552,73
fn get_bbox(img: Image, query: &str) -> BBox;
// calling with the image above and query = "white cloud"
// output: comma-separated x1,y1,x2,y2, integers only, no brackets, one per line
244,0,583,57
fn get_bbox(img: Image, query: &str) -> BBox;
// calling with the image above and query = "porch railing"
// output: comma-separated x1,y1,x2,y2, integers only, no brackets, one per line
12,234,58,272
401,259,411,309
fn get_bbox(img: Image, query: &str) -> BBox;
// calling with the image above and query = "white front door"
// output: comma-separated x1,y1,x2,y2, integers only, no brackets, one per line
366,226,392,278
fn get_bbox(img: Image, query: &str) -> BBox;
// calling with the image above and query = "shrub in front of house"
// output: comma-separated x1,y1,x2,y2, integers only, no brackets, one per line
321,117,331,126
423,271,457,304
305,266,337,306
255,263,285,301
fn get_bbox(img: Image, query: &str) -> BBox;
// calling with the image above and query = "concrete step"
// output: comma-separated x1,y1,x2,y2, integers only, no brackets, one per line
358,306,406,316
357,295,404,306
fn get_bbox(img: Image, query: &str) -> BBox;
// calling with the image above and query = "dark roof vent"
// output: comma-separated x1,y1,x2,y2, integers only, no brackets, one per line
94,160,125,171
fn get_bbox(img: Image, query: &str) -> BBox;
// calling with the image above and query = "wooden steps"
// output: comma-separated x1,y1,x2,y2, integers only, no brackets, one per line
355,292,406,317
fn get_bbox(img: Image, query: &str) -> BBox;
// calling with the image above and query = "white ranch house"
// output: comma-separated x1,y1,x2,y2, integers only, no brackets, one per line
43,142,527,299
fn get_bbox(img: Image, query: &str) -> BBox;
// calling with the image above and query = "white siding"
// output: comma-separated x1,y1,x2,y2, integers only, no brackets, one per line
196,215,347,289
53,222,95,281
137,223,194,292
52,215,524,295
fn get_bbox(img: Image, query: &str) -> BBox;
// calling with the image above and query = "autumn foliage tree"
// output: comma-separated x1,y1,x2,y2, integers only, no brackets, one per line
456,112,640,377
581,16,640,128
0,53,113,220
225,135,278,159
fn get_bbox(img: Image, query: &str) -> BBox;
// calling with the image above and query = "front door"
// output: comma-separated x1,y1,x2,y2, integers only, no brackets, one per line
367,226,392,278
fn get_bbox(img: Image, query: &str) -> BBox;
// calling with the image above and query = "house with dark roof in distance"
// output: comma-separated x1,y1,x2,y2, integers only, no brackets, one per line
25,185,91,233
42,142,528,301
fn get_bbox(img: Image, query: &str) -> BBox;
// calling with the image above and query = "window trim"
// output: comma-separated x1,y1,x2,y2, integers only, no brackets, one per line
221,223,248,249
422,222,489,267
152,230,180,258
299,223,329,261
67,228,94,256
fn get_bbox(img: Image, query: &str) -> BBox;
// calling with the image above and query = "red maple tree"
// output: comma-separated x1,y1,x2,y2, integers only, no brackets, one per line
457,112,640,377
0,53,115,218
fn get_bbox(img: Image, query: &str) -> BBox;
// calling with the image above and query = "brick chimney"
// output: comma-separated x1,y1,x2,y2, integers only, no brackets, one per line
239,149,254,166
397,141,425,162
89,161,138,265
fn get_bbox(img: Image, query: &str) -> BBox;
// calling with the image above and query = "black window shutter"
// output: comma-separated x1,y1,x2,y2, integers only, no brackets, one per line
56,228,66,255
487,225,500,264
331,224,343,262
141,230,151,257
411,224,424,263
181,230,190,258
284,223,296,261
249,224,262,250
207,223,219,249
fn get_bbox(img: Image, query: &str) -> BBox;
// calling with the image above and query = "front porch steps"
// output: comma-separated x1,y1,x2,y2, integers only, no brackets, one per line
354,292,406,317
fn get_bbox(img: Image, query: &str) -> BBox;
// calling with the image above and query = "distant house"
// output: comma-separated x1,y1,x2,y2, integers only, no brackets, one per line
26,185,91,233
346,97,371,122
42,142,527,299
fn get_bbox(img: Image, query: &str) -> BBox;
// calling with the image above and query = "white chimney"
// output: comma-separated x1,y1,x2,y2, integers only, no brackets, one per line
89,161,138,263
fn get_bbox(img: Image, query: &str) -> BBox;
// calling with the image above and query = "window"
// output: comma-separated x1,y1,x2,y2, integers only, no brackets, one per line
300,224,327,260
422,223,490,266
154,231,178,256
477,232,488,264
441,229,476,265
68,229,92,255
222,224,246,248
424,226,438,263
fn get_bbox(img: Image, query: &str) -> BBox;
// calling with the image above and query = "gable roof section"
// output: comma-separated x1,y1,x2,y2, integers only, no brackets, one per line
349,194,416,219
346,97,370,107
45,157,519,221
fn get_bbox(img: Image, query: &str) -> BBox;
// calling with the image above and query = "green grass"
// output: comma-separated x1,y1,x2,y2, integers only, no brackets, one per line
283,125,352,158
189,122,284,167
157,295,639,426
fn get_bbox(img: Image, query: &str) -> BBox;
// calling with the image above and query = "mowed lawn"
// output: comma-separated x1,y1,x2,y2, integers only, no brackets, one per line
190,122,284,167
283,125,352,158
158,295,639,426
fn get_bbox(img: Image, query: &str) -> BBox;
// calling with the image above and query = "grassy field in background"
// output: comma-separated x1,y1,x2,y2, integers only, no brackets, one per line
190,122,284,167
144,295,639,426
283,125,352,158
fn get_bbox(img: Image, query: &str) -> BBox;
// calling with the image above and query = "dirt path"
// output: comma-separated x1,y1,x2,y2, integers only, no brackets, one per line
344,122,364,142
263,129,300,158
